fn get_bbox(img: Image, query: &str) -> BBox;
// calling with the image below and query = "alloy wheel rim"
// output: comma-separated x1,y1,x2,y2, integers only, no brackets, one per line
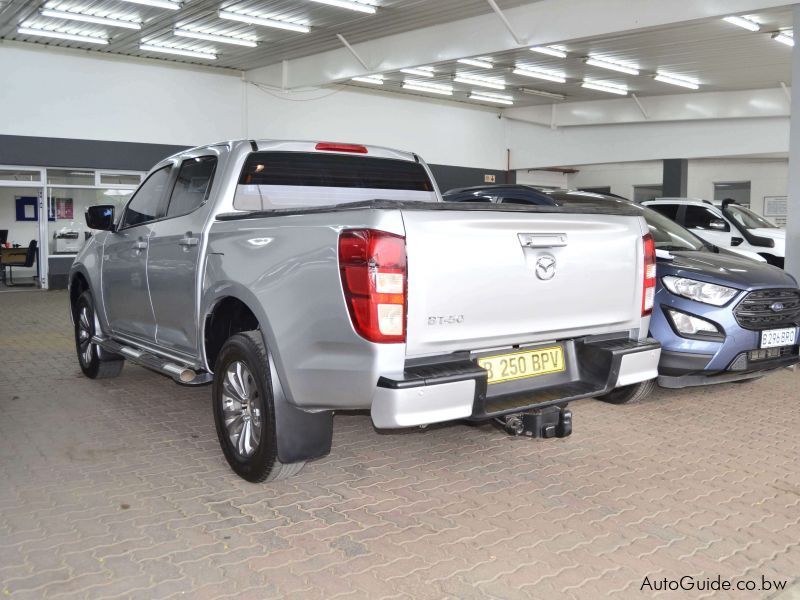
221,360,262,457
77,306,95,366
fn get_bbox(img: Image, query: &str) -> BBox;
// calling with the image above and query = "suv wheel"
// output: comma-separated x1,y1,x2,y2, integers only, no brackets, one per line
212,331,304,482
597,378,656,405
73,291,124,379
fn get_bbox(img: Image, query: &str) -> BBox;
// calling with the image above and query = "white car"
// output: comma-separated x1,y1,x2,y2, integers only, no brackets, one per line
642,198,785,268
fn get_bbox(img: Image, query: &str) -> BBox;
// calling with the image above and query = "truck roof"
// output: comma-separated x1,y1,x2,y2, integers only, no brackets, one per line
164,139,419,163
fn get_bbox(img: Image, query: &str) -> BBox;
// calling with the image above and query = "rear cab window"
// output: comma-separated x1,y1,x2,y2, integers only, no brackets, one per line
233,151,437,211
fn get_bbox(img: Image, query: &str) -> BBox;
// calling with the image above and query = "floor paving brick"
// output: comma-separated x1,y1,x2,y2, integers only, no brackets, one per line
2,289,800,598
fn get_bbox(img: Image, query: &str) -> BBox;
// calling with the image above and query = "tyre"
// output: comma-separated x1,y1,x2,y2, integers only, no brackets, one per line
73,291,124,379
597,378,656,405
212,331,305,482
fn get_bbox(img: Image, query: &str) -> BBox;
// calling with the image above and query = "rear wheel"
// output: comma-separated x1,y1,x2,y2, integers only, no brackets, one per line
73,291,124,379
212,331,304,482
597,378,656,405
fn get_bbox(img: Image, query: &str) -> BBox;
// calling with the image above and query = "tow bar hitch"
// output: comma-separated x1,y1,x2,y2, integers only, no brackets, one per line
498,405,572,438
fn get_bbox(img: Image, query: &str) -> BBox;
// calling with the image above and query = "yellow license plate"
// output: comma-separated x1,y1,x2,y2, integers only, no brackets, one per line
477,346,565,384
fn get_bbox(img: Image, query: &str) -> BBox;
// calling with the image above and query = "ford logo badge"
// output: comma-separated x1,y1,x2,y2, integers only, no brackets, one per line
770,302,785,312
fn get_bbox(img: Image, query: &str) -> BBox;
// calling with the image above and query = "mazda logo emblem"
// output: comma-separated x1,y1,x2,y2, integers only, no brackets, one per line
770,302,785,312
535,255,557,280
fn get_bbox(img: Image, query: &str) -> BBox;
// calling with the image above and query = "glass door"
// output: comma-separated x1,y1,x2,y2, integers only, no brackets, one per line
0,167,46,289
44,169,141,289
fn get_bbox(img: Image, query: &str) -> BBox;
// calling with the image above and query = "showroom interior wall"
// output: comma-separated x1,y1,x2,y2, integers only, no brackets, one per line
562,158,788,216
0,44,510,171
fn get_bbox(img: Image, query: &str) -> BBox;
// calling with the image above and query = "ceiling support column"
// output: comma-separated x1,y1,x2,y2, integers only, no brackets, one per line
786,4,800,279
662,159,688,198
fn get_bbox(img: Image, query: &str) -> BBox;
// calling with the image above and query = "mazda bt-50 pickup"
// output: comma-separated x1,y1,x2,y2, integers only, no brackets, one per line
69,139,661,482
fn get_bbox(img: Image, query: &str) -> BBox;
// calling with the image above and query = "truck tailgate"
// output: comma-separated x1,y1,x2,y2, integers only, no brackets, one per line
403,210,645,358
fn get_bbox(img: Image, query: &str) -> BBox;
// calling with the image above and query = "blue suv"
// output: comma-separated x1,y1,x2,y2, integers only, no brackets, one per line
444,186,800,402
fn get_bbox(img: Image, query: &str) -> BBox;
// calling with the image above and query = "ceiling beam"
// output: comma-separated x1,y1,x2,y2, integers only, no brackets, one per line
246,0,790,89
503,87,791,127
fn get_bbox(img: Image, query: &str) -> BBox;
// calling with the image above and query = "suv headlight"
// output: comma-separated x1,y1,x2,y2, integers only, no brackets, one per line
662,276,738,306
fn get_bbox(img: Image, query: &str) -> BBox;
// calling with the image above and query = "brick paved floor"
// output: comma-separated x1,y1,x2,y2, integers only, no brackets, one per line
1,290,799,599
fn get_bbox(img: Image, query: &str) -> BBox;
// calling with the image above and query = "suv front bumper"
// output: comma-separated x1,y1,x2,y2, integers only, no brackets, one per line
371,337,661,428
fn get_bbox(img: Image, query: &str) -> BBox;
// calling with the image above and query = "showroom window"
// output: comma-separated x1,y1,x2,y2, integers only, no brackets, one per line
633,184,663,203
0,168,41,183
47,168,144,257
713,181,751,207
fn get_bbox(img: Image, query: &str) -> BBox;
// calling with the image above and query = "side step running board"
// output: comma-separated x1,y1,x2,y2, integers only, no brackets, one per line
92,336,212,385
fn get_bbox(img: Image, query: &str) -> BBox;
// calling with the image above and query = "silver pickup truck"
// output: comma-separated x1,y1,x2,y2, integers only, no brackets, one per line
69,139,661,482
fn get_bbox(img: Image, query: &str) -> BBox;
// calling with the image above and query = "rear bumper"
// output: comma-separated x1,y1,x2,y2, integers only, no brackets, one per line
372,337,661,428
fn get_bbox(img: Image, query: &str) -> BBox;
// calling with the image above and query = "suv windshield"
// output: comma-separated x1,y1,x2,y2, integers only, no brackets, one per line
546,191,706,252
723,204,777,230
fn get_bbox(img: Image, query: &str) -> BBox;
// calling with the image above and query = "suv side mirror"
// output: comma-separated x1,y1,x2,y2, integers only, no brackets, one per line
708,219,728,232
85,205,116,231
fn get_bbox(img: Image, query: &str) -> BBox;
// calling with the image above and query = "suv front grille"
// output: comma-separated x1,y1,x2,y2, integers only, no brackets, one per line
733,289,800,330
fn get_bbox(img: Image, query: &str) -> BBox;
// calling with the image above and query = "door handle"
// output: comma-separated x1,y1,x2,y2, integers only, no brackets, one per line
133,240,148,250
178,236,200,247
518,233,568,248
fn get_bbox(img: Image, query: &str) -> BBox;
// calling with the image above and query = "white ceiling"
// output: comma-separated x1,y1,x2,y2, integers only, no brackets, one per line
0,0,794,108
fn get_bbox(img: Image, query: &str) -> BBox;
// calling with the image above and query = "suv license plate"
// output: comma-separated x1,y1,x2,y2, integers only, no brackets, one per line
478,346,565,385
760,327,797,349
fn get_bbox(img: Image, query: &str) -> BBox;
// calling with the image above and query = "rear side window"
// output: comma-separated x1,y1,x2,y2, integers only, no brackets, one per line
647,203,680,221
121,166,171,228
234,151,436,211
166,156,217,218
684,206,727,230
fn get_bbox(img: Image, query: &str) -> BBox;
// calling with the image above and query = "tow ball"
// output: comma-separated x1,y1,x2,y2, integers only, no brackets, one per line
498,405,572,438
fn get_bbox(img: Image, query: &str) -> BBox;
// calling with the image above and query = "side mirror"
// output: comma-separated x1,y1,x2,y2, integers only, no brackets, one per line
85,205,116,231
708,219,728,231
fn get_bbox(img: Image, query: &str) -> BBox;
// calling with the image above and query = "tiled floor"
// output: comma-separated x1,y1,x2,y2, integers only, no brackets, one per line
1,290,799,599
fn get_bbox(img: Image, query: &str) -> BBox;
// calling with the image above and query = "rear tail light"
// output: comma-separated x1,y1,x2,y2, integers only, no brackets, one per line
642,233,656,316
316,142,368,154
339,229,407,343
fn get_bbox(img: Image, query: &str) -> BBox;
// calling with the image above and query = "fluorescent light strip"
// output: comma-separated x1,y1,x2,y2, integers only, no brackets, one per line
723,15,760,31
457,58,493,69
403,84,452,96
454,73,505,90
174,28,257,47
400,67,434,77
352,75,383,84
530,45,567,58
773,31,794,47
581,79,628,95
402,79,452,95
17,26,108,44
139,43,217,59
520,87,566,100
512,65,566,83
40,8,141,29
585,55,639,76
218,10,310,33
469,93,513,105
653,71,699,90
308,0,376,13
117,0,180,10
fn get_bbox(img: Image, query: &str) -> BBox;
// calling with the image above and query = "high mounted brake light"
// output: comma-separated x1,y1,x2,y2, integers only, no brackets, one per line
339,229,407,343
642,233,656,316
315,142,368,154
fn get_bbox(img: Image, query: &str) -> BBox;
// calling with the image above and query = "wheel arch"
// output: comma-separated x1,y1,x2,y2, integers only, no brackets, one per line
202,286,333,465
